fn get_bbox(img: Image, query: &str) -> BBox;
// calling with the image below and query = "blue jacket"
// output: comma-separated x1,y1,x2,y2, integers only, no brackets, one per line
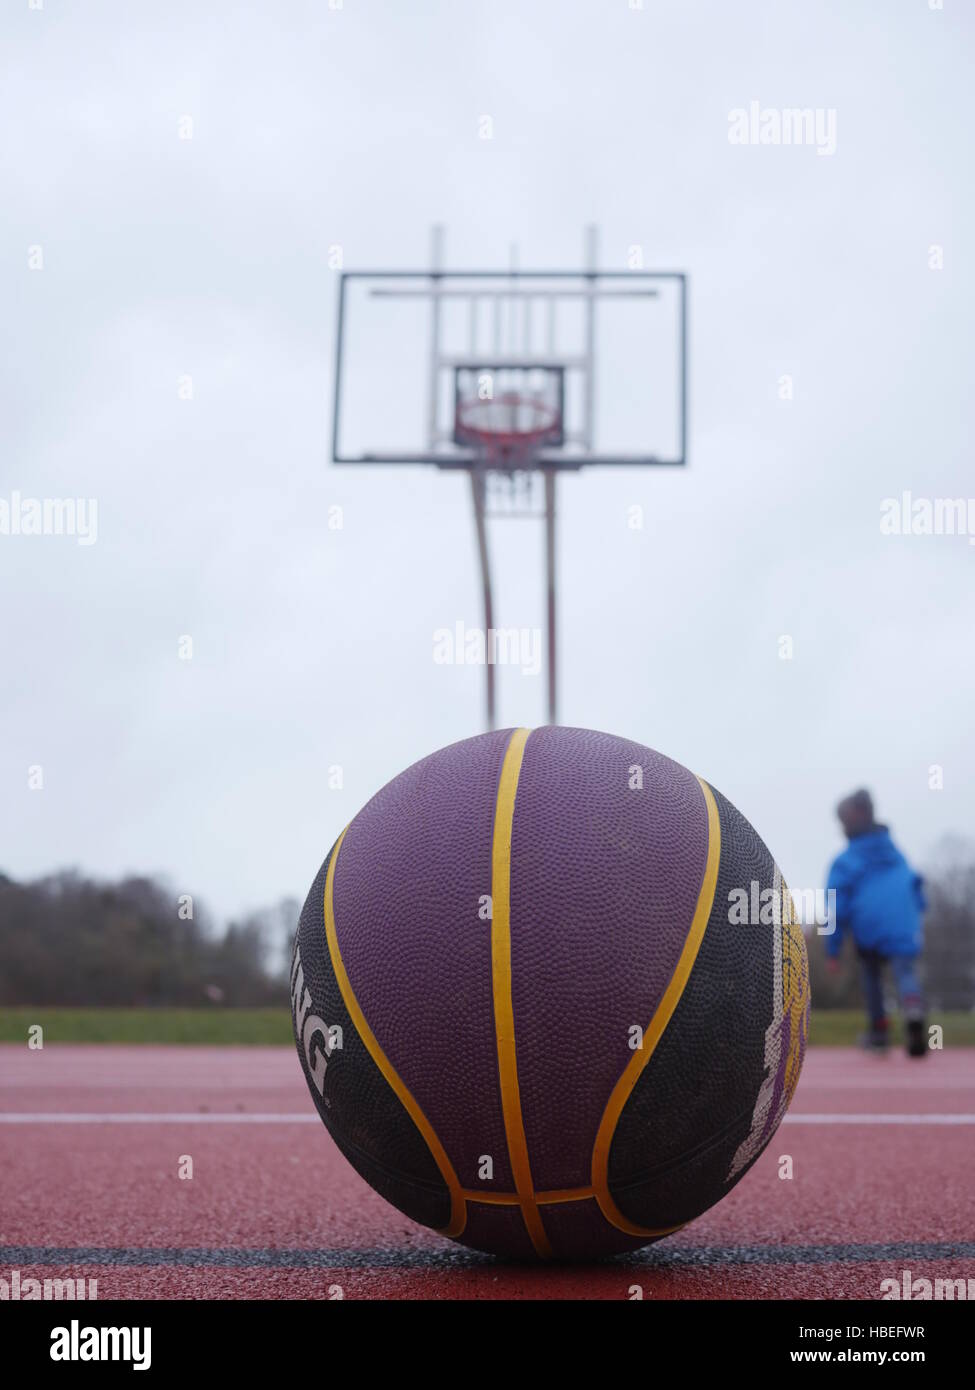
826,827,925,959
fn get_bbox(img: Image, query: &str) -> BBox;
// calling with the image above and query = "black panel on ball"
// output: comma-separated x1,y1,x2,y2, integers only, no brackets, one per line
608,784,784,1229
292,846,452,1232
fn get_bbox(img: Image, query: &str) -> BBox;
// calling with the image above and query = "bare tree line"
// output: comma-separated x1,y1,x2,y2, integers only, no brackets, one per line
0,869,297,1007
1,836,973,1010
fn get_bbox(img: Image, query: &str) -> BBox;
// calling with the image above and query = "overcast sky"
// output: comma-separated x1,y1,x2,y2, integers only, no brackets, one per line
1,0,971,928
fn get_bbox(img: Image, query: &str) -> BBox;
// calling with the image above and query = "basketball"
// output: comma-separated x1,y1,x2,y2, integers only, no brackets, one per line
291,726,810,1260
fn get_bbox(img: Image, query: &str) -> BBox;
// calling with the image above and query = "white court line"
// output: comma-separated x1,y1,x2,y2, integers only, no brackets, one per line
784,1113,975,1125
0,1113,318,1124
0,1111,974,1125
0,1081,298,1090
797,1083,975,1091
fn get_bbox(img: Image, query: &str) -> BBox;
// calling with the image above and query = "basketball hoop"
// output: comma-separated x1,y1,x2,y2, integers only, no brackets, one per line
455,391,561,471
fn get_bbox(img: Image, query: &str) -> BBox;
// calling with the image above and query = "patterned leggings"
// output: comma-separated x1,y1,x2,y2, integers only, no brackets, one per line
857,949,923,1028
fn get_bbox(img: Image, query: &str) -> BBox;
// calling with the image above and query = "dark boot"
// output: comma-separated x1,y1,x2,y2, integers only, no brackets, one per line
904,1013,927,1058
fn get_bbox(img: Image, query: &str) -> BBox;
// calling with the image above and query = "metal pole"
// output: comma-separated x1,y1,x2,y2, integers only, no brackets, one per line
331,273,347,464
544,469,557,725
679,273,688,466
469,467,496,730
583,224,598,452
427,225,445,450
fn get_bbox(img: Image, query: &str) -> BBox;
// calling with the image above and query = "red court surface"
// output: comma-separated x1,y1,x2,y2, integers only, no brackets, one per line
1,1043,973,1299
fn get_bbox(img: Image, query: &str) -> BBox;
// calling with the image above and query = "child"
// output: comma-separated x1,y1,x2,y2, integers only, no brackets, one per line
826,789,927,1057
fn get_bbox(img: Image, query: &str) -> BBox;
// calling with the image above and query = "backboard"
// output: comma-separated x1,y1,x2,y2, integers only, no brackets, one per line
332,269,686,469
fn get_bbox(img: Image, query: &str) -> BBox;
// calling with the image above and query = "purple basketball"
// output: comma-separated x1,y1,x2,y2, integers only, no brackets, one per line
291,727,809,1260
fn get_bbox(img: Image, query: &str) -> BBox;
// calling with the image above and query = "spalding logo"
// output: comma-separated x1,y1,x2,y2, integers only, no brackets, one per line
727,869,810,1179
290,945,339,1099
